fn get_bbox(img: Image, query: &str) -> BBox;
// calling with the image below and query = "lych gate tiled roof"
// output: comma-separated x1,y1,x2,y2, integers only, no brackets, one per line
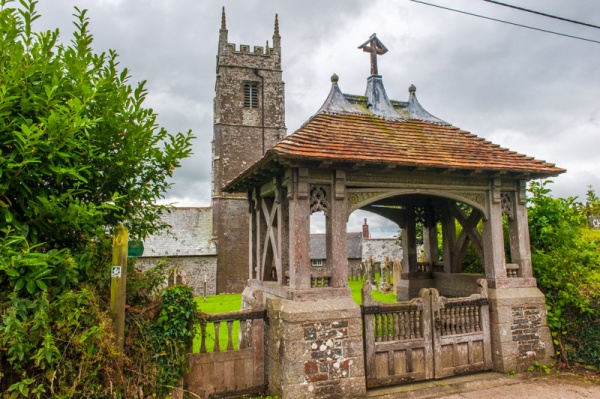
225,76,564,192
274,113,563,174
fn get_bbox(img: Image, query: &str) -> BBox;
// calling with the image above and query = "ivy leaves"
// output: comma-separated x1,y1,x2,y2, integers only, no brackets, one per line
150,285,197,397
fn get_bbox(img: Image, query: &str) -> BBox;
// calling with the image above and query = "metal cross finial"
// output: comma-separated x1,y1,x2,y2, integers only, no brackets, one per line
358,33,388,75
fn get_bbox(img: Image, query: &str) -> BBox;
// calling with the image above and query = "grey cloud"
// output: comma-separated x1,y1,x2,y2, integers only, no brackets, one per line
34,0,600,232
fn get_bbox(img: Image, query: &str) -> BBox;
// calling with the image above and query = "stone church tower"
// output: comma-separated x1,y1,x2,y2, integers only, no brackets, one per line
212,9,286,293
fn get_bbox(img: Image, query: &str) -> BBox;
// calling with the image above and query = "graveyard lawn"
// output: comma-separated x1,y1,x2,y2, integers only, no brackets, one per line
193,278,396,352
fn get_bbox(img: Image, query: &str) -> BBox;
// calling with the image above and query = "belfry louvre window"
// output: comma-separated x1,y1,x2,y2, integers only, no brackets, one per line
244,83,259,108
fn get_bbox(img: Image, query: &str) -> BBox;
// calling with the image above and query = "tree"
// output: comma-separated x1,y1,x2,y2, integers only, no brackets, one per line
0,1,194,396
528,180,600,368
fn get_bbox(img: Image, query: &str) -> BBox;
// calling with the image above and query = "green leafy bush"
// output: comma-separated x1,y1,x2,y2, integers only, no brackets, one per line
528,181,600,368
0,0,193,397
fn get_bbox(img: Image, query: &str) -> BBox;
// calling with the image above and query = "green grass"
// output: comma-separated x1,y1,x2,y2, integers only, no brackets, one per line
195,293,242,314
349,278,397,304
194,294,243,353
192,277,396,353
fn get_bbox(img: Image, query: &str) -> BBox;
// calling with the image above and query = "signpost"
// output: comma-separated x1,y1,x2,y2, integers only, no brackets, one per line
589,216,600,230
111,225,129,355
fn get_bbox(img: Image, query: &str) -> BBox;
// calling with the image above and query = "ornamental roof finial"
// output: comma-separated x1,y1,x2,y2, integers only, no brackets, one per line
358,33,388,76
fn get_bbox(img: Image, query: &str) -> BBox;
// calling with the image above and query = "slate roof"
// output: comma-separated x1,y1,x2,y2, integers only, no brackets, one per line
141,207,217,257
225,76,564,192
310,232,363,260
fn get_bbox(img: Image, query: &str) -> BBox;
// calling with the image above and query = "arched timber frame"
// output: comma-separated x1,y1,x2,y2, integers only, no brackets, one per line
243,165,536,301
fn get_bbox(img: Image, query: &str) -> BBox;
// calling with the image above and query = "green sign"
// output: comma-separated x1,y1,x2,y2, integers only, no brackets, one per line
128,240,144,257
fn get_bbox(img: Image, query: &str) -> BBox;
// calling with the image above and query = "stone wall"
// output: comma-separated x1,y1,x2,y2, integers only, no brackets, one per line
136,256,217,296
213,198,251,293
362,238,402,263
511,306,547,365
488,287,554,373
265,297,366,399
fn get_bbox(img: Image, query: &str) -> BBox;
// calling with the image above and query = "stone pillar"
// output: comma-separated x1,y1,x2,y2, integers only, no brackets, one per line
488,287,554,373
329,170,348,288
289,168,311,289
265,297,366,399
484,182,553,372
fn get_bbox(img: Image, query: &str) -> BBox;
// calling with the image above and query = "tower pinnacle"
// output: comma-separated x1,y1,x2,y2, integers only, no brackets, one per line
272,13,281,53
218,7,228,50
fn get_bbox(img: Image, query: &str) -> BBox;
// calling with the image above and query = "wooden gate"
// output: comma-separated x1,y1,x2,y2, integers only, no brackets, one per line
186,308,265,399
362,279,492,388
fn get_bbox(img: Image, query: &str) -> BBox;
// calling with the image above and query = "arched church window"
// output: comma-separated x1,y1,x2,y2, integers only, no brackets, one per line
167,267,184,286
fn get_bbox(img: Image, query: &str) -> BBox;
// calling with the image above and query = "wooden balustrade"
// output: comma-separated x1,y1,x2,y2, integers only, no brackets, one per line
370,308,423,342
436,304,482,336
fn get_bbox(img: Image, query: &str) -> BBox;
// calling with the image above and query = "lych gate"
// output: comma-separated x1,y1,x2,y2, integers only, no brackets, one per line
223,35,564,398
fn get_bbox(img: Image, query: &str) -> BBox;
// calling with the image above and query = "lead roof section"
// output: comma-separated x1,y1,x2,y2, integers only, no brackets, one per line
318,75,448,124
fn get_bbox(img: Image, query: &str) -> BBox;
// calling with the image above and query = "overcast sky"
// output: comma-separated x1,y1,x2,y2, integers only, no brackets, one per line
35,1,599,237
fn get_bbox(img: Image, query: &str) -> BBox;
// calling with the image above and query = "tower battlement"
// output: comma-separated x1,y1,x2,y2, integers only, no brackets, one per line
223,43,276,57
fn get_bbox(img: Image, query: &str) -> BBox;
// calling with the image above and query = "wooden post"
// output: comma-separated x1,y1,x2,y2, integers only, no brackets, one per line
329,170,348,288
441,203,456,273
393,258,402,296
288,168,311,289
111,225,128,355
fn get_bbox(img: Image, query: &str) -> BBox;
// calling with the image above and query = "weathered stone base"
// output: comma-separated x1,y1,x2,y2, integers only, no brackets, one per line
264,296,367,399
488,287,554,373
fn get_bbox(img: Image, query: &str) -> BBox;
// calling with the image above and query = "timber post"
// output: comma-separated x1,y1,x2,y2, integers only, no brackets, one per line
110,224,129,355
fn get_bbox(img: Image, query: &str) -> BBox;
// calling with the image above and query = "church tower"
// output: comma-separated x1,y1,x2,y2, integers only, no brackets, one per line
212,9,286,293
